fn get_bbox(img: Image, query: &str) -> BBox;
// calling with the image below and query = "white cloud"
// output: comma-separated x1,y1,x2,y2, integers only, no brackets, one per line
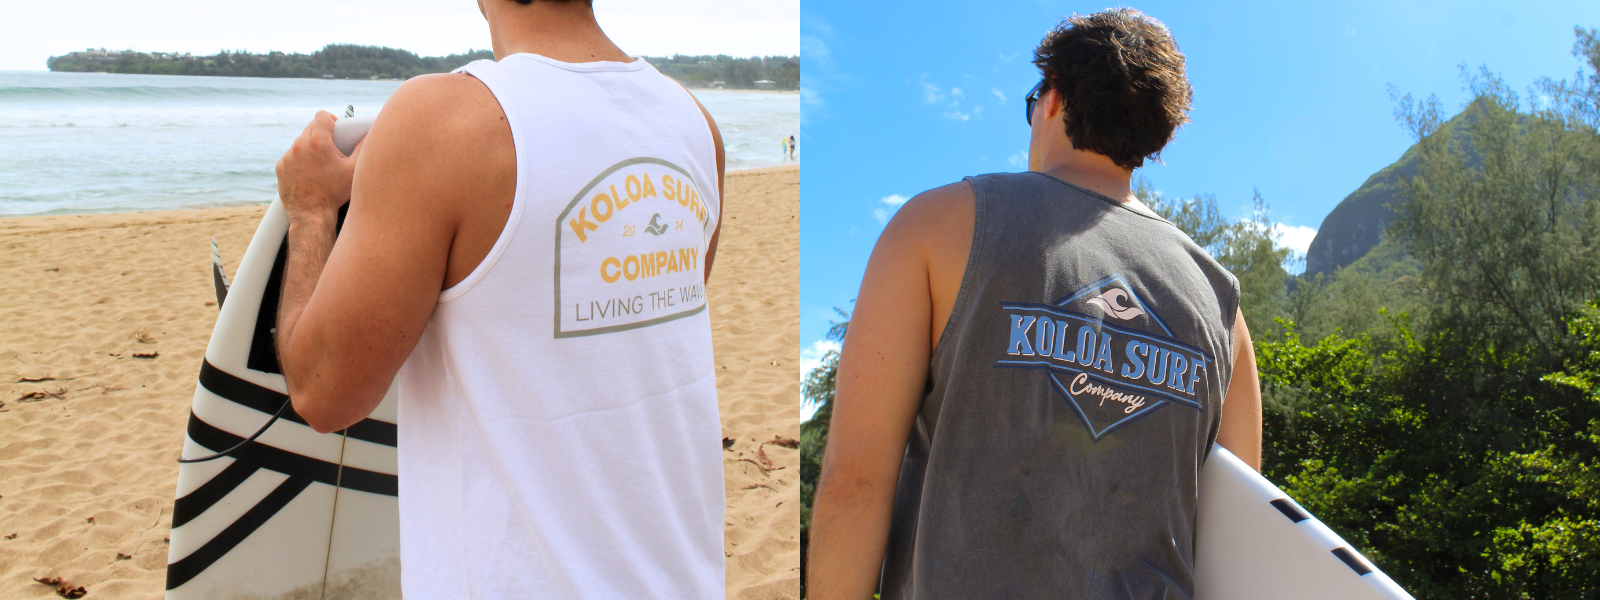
874,193,909,224
992,87,1007,103
1008,150,1029,168
801,86,824,108
801,339,841,377
1272,223,1318,256
800,14,839,123
918,78,988,123
1272,223,1317,275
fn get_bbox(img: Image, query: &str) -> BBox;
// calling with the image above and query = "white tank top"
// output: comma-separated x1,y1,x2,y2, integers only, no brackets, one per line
395,54,723,599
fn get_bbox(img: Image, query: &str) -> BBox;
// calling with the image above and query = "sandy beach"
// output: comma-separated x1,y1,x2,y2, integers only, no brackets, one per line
0,165,800,599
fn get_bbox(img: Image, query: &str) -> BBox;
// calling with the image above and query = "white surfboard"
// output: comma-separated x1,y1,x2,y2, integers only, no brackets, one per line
1195,445,1413,599
168,114,400,600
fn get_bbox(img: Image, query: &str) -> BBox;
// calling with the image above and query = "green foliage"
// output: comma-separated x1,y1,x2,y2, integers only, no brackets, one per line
1389,60,1600,360
1260,30,1600,597
1287,235,1426,344
47,45,493,80
1137,179,1295,338
1258,306,1600,598
46,46,800,89
645,55,800,90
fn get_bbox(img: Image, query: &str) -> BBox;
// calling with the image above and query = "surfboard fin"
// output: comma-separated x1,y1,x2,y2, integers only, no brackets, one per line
211,237,229,310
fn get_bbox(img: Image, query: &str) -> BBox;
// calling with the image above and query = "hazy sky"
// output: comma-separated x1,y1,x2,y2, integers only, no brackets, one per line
0,0,800,71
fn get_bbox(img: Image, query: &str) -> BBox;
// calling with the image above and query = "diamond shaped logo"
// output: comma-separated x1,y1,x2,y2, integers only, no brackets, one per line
995,274,1210,441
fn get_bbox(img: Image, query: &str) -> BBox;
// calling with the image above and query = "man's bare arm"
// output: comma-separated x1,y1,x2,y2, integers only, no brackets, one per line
807,183,973,598
274,113,358,432
275,73,511,433
1215,306,1262,470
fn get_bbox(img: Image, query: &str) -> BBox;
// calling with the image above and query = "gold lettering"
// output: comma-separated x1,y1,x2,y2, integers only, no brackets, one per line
600,257,622,283
623,255,640,281
662,174,677,201
641,173,657,199
568,208,598,243
610,184,627,210
599,246,701,282
626,175,643,202
590,193,614,222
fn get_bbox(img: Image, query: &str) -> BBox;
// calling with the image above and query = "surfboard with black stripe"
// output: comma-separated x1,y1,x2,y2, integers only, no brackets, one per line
1195,445,1413,599
167,115,401,599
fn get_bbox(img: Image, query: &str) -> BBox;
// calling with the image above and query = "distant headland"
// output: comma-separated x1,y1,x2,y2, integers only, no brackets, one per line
46,44,800,90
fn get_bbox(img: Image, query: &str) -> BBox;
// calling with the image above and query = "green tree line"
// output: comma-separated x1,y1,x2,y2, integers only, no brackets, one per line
47,45,799,89
47,45,493,80
802,26,1600,599
644,54,799,90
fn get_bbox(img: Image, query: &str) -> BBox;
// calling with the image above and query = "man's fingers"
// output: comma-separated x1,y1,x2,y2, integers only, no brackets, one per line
307,111,338,143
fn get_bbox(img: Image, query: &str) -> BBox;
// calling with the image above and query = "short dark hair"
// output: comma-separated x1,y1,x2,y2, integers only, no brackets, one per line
1032,8,1192,170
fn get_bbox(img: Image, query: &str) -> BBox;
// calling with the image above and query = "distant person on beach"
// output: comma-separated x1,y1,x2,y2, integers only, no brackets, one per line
789,135,797,160
783,135,791,159
271,0,726,597
807,9,1261,599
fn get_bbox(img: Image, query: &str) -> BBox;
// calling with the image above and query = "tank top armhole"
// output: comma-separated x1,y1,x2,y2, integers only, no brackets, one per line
663,78,722,217
1218,271,1243,411
928,176,988,363
438,62,528,303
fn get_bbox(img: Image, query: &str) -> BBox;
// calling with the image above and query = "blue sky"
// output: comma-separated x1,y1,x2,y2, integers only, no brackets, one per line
799,0,1600,393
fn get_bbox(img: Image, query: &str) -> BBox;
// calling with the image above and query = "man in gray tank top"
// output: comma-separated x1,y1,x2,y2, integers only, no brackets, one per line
809,9,1262,599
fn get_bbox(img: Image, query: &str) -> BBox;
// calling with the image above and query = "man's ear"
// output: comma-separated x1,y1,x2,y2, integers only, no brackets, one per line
1046,88,1064,121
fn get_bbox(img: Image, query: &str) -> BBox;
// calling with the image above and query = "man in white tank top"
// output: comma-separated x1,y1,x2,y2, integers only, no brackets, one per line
271,1,728,597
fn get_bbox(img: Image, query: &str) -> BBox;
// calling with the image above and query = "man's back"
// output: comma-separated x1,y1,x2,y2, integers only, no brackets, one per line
879,172,1238,599
394,55,725,599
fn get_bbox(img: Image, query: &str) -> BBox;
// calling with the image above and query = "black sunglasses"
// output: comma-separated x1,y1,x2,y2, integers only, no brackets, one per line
1025,79,1046,125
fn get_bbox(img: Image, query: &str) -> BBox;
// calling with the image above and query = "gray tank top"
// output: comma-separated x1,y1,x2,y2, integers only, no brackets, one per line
881,172,1240,599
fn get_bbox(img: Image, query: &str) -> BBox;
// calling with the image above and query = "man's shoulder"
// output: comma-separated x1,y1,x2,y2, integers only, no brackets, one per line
359,73,512,193
375,73,506,146
891,180,974,233
873,180,977,263
353,71,514,220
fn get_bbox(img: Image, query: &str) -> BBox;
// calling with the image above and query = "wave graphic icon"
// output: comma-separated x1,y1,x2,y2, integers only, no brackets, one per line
1085,288,1145,321
645,213,669,236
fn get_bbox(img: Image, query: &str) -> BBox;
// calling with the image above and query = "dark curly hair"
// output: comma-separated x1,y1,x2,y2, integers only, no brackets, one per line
1033,8,1192,170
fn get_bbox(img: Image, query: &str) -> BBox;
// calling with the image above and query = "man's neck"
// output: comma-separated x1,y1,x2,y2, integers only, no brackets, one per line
1038,149,1134,204
484,2,631,64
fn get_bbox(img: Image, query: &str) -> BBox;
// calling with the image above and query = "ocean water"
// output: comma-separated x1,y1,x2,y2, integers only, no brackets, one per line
0,71,799,217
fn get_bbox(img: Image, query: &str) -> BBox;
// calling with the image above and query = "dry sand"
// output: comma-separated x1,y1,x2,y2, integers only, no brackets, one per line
0,165,800,599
